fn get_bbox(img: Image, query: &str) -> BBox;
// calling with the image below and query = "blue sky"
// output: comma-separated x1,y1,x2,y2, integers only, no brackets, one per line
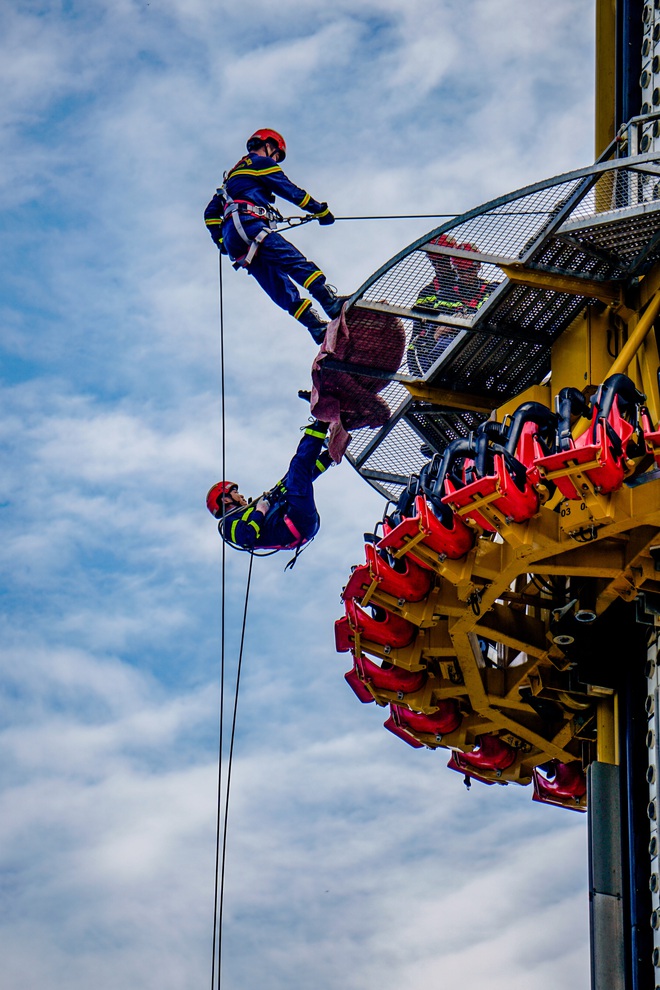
1,2,596,988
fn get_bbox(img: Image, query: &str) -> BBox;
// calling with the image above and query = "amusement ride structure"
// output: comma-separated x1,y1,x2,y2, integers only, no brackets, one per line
320,4,660,986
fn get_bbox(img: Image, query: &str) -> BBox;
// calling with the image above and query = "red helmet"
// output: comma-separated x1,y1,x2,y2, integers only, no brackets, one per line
452,242,480,271
206,481,240,518
423,233,457,253
246,128,286,161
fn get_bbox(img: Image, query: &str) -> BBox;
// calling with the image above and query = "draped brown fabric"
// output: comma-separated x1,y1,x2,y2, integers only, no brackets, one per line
310,305,406,462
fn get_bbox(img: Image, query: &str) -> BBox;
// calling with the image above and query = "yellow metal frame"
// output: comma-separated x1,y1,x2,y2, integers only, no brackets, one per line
349,262,660,784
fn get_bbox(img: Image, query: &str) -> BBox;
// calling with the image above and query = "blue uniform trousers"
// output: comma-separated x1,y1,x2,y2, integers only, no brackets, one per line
222,217,326,318
220,431,331,550
280,431,331,540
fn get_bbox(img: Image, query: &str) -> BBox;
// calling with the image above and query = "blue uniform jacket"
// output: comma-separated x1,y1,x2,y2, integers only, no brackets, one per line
223,152,328,216
220,499,319,551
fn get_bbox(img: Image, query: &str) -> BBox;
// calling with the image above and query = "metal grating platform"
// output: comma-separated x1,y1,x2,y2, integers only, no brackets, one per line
341,149,660,499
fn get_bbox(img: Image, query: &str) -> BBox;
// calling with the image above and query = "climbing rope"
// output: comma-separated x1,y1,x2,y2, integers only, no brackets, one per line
214,550,254,990
210,252,226,990
278,212,458,229
210,253,256,990
278,209,562,227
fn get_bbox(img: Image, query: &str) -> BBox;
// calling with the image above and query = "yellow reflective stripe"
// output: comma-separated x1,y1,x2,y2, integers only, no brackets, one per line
315,206,330,218
299,193,311,208
305,427,327,439
230,507,257,543
417,295,462,310
293,299,312,320
303,270,323,289
315,458,328,472
205,218,222,226
227,165,282,179
249,520,260,535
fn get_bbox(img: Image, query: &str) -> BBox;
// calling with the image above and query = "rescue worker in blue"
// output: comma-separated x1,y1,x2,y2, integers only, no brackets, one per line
206,420,333,554
407,235,496,376
204,128,347,344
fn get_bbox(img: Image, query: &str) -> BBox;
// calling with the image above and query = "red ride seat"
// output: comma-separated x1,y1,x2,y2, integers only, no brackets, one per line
447,734,516,773
641,408,660,468
342,542,433,604
532,760,586,810
378,495,475,563
535,395,635,499
385,701,462,743
334,598,417,653
344,656,426,703
442,450,540,528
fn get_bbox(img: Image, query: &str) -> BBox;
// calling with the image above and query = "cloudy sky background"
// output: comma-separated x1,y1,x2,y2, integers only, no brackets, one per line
1,2,596,988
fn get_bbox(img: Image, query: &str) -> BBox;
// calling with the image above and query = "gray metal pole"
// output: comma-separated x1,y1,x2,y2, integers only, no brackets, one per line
589,761,626,990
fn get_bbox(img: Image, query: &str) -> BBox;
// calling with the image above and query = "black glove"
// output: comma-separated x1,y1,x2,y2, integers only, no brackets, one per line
316,203,335,226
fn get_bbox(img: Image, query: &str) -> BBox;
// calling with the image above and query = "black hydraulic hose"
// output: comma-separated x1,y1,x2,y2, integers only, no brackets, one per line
431,437,476,513
591,374,646,445
504,401,558,457
556,387,592,452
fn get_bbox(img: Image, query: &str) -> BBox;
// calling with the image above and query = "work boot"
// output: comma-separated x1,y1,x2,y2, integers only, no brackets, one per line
296,305,328,345
312,283,350,320
304,419,330,437
308,323,327,345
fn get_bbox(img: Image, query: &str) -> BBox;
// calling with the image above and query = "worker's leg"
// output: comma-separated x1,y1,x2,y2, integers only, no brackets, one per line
252,232,346,320
283,422,330,538
248,241,327,339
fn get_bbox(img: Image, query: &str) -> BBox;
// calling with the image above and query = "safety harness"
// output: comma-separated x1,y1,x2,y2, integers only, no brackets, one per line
218,480,315,555
218,169,284,268
205,157,320,266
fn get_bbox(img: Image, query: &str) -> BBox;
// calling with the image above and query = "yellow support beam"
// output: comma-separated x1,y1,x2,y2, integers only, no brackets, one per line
500,263,622,306
595,0,617,158
607,289,660,378
403,381,494,414
596,697,618,765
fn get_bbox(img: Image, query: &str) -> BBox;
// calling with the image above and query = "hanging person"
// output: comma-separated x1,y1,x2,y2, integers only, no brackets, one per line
206,420,334,557
204,129,348,344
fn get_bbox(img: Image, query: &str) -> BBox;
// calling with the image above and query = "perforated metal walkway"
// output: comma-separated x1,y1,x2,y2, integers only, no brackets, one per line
342,150,660,499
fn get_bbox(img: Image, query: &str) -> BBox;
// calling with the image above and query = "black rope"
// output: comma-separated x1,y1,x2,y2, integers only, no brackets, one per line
210,253,256,990
278,210,565,226
216,551,254,988
210,252,226,990
330,210,563,220
334,213,458,220
278,212,458,227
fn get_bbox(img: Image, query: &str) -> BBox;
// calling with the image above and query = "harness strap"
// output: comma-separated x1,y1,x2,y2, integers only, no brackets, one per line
221,183,275,267
282,514,305,546
228,199,273,219
239,227,270,267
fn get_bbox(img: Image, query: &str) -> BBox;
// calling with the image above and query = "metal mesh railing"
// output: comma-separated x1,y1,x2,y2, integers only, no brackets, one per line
342,151,660,497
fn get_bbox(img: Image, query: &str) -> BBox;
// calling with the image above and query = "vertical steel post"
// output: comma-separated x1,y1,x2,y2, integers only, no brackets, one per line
620,646,654,989
647,634,660,977
588,601,653,987
617,0,644,128
589,761,626,990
